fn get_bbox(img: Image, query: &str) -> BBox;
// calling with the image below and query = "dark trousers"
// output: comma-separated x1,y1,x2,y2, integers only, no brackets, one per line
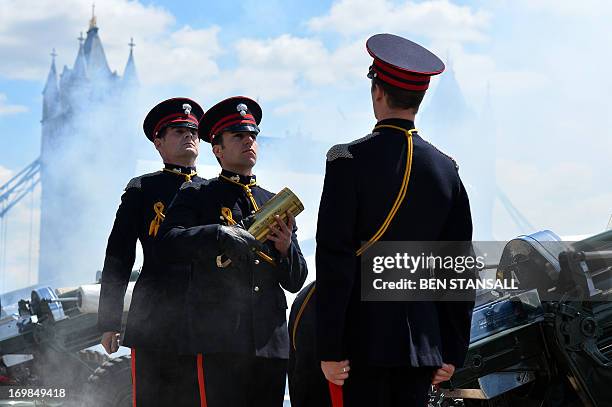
339,365,434,407
198,353,287,407
131,348,200,407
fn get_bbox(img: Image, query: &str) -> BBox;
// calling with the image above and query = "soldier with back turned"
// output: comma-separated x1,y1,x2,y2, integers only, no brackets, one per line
315,34,475,407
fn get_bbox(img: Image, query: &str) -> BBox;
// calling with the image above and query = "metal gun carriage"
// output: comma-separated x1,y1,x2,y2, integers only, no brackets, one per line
0,272,140,406
429,229,612,407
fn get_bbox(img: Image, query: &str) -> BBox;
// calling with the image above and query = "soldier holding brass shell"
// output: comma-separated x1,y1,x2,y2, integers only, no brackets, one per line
157,96,308,407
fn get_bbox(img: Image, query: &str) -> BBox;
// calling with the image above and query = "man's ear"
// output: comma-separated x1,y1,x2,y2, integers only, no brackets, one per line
212,144,223,160
153,137,163,152
373,83,385,103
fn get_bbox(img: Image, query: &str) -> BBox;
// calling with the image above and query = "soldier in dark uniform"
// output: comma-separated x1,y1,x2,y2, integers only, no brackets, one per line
315,34,475,406
157,96,308,407
97,97,204,406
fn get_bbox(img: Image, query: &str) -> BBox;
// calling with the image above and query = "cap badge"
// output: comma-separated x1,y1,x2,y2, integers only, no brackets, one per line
182,103,192,115
367,65,377,79
236,103,248,117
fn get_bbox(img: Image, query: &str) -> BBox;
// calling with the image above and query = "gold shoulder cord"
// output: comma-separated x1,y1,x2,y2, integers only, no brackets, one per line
291,126,415,350
219,174,259,211
291,283,317,351
355,125,416,256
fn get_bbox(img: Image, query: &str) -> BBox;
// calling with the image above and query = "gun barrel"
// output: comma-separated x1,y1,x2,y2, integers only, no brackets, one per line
573,250,612,262
42,297,79,302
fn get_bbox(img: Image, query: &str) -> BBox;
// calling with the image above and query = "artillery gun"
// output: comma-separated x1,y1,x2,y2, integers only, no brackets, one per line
0,272,139,406
429,229,612,407
288,229,612,407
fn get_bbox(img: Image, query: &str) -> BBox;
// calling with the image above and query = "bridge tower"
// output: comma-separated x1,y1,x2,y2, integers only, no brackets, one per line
39,12,139,286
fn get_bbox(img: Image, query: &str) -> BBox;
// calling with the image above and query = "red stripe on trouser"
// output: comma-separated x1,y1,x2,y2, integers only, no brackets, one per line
131,348,137,407
197,354,208,407
328,381,343,407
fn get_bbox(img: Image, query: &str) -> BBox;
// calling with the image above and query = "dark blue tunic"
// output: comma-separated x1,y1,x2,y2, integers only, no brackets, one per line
157,170,308,358
98,165,202,351
315,118,474,368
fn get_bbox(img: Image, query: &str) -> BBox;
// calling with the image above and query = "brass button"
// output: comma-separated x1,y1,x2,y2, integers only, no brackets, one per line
254,259,260,265
254,286,260,292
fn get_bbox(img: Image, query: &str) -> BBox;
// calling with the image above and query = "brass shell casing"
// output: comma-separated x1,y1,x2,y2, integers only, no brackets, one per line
248,187,304,242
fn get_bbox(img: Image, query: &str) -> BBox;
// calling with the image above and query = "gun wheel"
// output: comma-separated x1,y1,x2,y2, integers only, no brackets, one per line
85,355,132,407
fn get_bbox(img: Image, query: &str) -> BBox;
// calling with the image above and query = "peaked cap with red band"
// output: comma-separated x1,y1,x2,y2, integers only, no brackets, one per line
143,97,204,142
198,96,262,143
366,33,444,91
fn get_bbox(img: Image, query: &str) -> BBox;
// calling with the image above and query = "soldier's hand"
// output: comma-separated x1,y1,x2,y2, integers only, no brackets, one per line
266,212,294,257
431,363,455,385
321,360,350,386
218,225,261,262
101,331,120,354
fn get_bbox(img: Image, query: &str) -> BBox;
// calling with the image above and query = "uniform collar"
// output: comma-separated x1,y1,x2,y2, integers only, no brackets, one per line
164,162,197,175
220,169,256,186
374,118,416,132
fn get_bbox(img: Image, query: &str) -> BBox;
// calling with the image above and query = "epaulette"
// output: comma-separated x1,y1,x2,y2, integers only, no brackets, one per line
326,132,379,162
421,138,459,170
124,171,163,190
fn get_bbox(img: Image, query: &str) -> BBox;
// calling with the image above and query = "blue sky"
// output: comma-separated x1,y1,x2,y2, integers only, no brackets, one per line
1,0,612,289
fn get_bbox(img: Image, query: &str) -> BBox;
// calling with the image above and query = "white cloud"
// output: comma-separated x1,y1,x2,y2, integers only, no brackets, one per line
237,35,331,84
134,25,221,85
0,94,28,116
193,34,368,106
308,0,490,42
198,35,331,99
0,0,221,85
511,0,612,17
